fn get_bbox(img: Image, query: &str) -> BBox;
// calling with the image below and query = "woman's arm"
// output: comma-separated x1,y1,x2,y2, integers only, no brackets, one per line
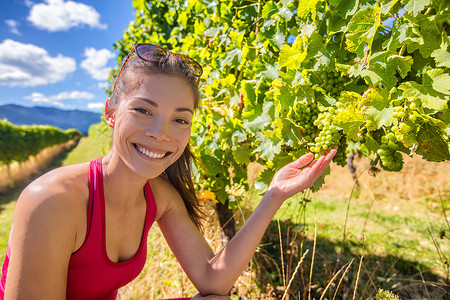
157,150,336,296
4,168,86,299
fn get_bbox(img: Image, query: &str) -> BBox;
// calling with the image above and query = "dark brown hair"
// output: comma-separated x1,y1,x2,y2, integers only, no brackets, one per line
110,53,204,231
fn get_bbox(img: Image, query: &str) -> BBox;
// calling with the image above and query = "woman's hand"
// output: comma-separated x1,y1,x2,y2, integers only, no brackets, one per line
267,148,337,204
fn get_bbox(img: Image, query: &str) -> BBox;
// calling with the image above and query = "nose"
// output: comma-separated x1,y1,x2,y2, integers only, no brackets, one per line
145,117,170,141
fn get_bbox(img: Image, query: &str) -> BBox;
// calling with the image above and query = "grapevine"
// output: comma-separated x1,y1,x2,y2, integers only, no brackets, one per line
108,0,450,206
0,119,81,166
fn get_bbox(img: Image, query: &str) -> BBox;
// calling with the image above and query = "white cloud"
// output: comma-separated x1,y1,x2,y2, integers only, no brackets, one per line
88,102,104,111
81,47,115,81
5,20,21,35
25,90,95,107
0,39,76,87
97,82,109,90
25,92,64,107
24,0,35,8
28,0,107,32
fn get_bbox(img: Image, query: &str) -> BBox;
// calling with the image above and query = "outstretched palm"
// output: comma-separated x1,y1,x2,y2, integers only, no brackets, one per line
268,149,336,204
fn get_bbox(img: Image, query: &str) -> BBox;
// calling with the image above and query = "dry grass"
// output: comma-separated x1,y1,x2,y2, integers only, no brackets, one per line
115,154,449,299
0,139,78,194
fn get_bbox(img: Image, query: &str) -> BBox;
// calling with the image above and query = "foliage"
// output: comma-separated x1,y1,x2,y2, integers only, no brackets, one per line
113,0,449,205
376,289,401,300
87,118,112,157
0,119,82,165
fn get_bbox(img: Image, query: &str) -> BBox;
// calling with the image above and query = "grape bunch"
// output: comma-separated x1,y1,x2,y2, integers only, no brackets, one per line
332,135,347,167
318,70,349,98
311,108,342,158
292,101,320,143
377,132,404,171
391,100,415,142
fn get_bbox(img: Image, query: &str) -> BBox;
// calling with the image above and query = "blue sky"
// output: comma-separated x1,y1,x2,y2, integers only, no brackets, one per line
0,0,136,112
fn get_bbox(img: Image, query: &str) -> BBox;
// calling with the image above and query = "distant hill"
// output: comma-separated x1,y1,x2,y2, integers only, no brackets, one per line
0,104,102,135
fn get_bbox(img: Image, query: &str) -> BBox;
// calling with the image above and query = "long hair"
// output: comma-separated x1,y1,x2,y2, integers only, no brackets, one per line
110,52,204,230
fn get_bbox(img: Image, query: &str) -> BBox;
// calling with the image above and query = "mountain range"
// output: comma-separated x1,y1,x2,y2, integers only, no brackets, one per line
0,104,102,135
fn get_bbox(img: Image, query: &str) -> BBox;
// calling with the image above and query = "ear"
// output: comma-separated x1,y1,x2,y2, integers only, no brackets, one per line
104,98,115,128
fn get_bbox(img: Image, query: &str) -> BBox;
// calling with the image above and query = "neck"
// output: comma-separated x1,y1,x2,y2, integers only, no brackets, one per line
101,151,150,208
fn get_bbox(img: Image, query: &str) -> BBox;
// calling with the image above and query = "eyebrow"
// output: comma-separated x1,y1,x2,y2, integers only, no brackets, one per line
135,97,194,114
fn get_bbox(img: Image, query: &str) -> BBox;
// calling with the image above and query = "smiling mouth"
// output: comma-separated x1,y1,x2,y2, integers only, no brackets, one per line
134,144,169,159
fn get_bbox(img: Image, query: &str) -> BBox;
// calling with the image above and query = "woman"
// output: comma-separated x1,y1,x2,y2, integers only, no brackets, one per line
0,44,336,299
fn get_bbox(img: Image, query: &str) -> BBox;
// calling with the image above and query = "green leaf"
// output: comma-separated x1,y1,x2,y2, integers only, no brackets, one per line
363,87,390,109
383,17,421,52
334,104,365,141
387,55,413,79
279,37,307,69
345,6,381,59
233,144,251,164
415,14,442,58
132,0,146,11
360,68,398,90
279,7,294,20
330,0,359,19
404,0,431,17
241,80,257,106
262,1,278,19
297,0,322,19
425,69,450,96
200,154,223,176
431,49,450,68
416,123,450,162
310,167,330,192
260,64,279,80
255,168,276,190
363,133,380,154
255,132,282,161
399,81,448,111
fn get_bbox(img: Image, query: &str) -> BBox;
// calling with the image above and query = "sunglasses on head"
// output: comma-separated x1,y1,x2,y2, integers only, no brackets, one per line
112,43,203,94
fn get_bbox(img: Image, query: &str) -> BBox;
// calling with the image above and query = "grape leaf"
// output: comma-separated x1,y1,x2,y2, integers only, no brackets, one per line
279,7,294,20
255,168,276,191
233,144,251,164
404,0,431,16
363,87,390,109
345,6,381,59
279,37,307,69
334,104,365,141
399,81,448,111
365,106,394,128
310,167,330,192
425,69,450,96
200,153,223,175
255,132,282,161
431,49,450,68
297,0,322,19
262,1,278,19
387,55,413,79
415,14,442,58
363,133,380,154
383,17,421,52
416,123,450,162
132,0,146,11
241,80,257,106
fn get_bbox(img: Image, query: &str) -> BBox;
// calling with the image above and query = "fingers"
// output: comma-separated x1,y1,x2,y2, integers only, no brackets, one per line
289,152,314,169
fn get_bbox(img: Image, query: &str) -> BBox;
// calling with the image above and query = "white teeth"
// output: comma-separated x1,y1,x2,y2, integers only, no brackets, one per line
137,145,166,159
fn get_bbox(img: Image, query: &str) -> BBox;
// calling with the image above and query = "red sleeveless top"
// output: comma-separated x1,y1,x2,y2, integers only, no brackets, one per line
0,157,157,299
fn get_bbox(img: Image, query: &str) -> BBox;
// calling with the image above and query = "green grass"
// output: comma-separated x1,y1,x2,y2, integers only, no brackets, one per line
61,136,104,166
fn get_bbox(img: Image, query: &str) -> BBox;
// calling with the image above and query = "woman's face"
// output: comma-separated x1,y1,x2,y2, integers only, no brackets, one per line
107,72,195,179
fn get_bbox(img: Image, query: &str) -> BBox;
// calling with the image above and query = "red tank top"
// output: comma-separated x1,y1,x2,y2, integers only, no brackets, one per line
0,157,157,299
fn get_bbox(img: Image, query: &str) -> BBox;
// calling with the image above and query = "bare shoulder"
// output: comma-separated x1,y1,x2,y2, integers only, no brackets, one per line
148,175,184,221
18,162,90,208
11,162,91,248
